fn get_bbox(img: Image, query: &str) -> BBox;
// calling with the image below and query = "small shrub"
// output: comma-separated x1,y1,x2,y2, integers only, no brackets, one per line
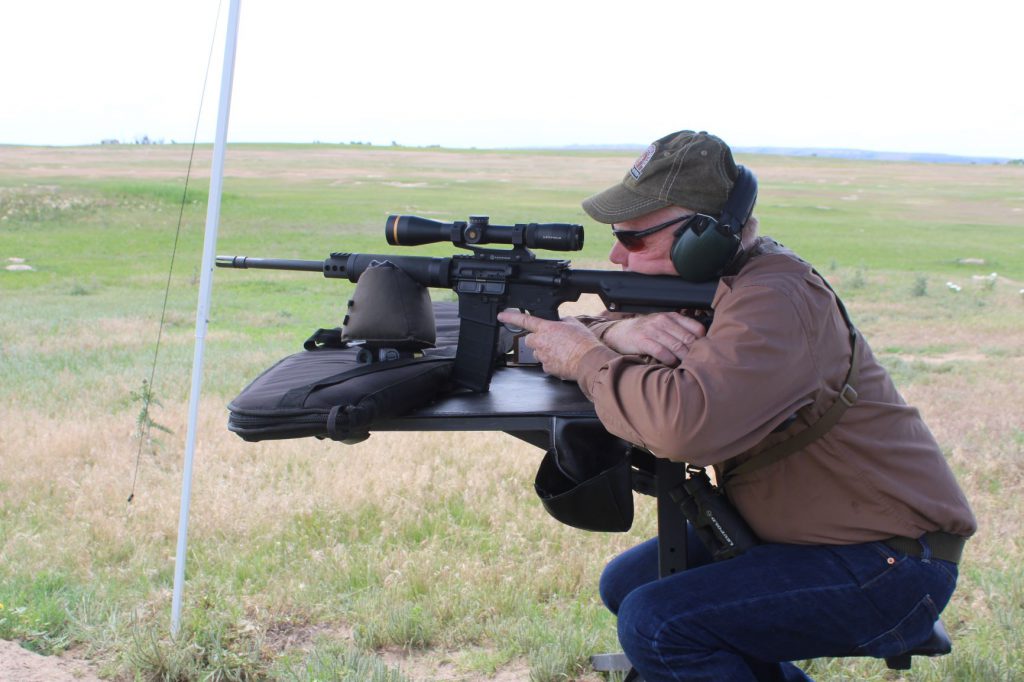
849,268,867,289
130,379,173,453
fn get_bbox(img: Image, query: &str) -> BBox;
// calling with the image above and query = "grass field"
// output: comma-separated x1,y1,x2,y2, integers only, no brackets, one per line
0,143,1022,681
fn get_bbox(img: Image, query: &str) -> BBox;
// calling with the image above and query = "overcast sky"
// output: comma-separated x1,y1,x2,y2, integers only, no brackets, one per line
3,0,1021,158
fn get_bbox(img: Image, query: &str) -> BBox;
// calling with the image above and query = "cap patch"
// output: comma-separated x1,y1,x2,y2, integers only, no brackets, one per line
630,143,657,180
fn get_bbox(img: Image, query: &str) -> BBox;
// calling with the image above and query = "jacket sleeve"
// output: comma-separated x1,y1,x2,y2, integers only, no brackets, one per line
576,282,822,465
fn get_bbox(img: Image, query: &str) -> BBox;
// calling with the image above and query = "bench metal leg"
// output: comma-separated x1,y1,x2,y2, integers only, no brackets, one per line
591,461,688,678
655,459,689,577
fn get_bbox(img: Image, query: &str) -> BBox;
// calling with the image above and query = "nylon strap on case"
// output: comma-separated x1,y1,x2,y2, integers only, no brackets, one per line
304,327,344,351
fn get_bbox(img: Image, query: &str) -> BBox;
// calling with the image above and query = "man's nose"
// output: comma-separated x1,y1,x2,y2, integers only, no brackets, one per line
609,239,628,266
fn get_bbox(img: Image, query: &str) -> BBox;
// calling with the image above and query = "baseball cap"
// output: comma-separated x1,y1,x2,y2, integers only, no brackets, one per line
581,130,739,224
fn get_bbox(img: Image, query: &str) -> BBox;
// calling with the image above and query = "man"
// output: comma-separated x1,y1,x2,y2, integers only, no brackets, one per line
497,130,976,682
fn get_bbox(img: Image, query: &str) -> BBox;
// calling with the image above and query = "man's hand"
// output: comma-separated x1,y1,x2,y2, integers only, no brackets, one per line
496,311,604,381
601,312,706,366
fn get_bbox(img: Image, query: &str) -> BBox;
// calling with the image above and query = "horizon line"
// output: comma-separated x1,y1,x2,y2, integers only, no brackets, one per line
0,139,1018,164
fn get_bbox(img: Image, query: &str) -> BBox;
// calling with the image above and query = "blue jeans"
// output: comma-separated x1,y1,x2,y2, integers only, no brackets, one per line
599,531,958,682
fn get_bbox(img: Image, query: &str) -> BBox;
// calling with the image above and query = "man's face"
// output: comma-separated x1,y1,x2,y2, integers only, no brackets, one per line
608,206,692,276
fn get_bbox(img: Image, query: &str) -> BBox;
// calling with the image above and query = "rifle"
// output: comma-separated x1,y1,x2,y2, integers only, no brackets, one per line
217,215,718,392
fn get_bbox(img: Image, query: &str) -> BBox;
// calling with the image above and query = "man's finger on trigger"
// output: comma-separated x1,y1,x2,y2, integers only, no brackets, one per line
498,310,530,328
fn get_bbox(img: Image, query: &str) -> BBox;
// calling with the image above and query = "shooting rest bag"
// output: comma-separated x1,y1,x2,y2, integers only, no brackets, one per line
227,301,460,444
342,260,436,350
534,420,635,532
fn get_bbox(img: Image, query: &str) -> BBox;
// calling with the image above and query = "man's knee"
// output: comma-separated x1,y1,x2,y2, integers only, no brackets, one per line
615,591,649,658
615,588,674,657
598,561,626,614
600,538,661,615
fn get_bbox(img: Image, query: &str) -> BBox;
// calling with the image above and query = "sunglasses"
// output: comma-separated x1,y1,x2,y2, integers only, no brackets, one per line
611,213,697,252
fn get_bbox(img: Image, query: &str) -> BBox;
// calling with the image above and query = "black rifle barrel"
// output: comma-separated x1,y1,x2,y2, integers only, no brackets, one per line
215,255,323,272
217,253,455,288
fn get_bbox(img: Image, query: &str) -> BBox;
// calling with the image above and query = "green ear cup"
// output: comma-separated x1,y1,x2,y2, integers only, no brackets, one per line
670,219,741,282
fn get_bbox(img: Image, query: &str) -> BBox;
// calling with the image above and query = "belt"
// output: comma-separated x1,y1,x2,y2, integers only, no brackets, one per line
883,531,966,564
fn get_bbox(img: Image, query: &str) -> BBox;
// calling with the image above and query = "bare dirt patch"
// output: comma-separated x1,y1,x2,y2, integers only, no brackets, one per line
0,640,104,682
379,648,532,682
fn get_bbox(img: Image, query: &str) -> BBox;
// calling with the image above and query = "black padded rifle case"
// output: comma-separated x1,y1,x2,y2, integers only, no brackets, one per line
227,302,465,443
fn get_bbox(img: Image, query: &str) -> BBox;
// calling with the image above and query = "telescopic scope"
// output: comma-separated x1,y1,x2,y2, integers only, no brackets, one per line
386,215,584,251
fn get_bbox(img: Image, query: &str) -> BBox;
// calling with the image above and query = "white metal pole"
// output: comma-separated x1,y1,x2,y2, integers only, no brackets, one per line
171,0,242,635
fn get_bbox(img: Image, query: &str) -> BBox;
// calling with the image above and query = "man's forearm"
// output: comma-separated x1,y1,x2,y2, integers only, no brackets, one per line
575,315,620,342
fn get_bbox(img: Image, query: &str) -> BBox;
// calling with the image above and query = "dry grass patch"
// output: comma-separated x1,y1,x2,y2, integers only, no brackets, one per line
2,144,1021,680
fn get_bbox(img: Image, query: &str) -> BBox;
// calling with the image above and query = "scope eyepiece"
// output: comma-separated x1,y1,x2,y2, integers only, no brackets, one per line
386,215,583,251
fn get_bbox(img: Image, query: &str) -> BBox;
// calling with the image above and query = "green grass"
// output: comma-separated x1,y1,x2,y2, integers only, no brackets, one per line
0,144,1022,680
272,641,412,682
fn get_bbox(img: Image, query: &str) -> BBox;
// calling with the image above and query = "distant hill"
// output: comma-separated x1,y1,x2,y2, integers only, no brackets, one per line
549,143,1014,165
732,146,1012,165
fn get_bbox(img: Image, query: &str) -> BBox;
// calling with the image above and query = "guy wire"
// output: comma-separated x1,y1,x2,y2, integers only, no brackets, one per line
128,0,225,506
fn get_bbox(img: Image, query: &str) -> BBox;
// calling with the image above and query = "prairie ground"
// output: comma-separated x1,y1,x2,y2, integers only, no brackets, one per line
1,143,1022,680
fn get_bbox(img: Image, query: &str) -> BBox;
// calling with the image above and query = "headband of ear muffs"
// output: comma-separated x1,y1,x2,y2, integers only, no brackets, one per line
669,165,758,282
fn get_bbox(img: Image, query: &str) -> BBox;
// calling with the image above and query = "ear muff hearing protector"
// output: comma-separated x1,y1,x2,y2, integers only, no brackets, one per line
669,165,758,282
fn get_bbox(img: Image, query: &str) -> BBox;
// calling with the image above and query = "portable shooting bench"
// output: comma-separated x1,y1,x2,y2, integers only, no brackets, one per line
374,364,693,577
373,365,952,676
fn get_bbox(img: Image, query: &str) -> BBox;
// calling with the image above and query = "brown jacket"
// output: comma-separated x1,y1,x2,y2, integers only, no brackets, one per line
577,239,976,545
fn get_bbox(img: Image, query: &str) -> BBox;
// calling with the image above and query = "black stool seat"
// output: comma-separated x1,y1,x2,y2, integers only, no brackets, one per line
884,619,952,670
